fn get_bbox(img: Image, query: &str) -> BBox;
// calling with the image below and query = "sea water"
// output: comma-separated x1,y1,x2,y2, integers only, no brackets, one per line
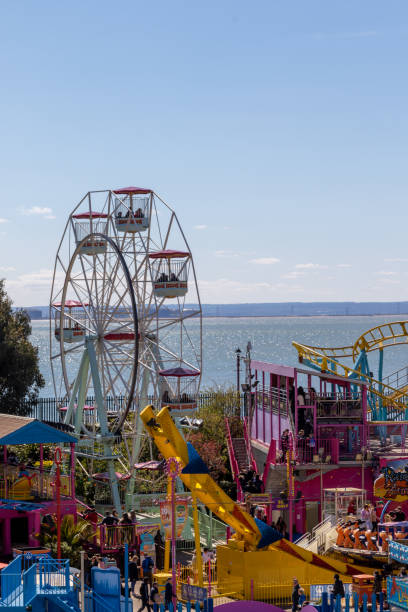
30,316,408,397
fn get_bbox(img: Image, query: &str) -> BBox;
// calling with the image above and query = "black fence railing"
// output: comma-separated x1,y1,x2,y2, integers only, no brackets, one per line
22,393,244,423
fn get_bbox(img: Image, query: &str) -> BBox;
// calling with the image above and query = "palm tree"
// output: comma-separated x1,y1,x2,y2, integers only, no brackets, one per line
40,514,96,567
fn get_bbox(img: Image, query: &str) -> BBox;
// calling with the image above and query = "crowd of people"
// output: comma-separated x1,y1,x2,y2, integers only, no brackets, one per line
238,468,263,493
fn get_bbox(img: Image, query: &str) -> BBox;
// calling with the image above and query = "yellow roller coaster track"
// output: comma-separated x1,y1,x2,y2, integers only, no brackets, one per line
299,321,408,361
292,320,408,412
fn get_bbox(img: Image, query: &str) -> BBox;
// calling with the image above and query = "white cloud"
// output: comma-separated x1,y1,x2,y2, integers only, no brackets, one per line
21,206,56,219
6,268,64,306
194,224,207,230
214,250,240,258
0,266,16,272
337,264,352,268
281,271,304,279
198,278,304,302
295,263,328,270
0,218,8,224
377,270,397,276
249,257,280,265
384,258,408,263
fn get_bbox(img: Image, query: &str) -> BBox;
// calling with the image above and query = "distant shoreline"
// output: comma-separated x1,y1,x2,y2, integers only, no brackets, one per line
29,313,408,321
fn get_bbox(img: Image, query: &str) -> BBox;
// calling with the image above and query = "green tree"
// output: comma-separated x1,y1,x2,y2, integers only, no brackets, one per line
186,387,243,483
0,280,44,415
39,514,96,567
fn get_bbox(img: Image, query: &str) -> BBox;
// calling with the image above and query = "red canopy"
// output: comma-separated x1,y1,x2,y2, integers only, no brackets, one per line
59,405,94,412
72,212,108,219
149,250,190,260
133,460,164,470
92,472,130,481
113,186,152,195
159,367,200,377
52,300,89,308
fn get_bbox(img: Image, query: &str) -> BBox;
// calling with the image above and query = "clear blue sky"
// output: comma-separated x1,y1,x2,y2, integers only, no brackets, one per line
1,1,408,305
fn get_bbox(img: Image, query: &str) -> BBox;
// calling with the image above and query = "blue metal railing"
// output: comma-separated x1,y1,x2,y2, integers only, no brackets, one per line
1,556,21,600
37,558,70,593
23,564,36,605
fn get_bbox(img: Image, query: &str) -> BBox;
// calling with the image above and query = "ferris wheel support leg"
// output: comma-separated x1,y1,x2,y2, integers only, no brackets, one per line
87,338,122,514
125,366,153,508
63,349,89,429
75,351,90,433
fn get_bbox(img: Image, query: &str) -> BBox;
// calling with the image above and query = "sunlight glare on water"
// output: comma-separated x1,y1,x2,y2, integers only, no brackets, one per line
30,316,408,396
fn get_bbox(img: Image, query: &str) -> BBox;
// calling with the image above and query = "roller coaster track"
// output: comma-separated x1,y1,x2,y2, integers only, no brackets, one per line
292,320,408,413
352,320,408,360
298,321,408,361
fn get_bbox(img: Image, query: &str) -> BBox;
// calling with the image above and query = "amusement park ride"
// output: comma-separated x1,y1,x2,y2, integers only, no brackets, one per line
49,187,202,512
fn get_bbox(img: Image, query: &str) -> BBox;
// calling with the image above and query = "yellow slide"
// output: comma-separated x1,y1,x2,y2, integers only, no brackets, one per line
141,405,261,549
9,476,34,500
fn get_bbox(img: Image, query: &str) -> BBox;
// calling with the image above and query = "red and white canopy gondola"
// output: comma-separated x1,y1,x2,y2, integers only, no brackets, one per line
113,187,152,233
159,366,200,414
52,300,88,343
72,212,108,255
149,250,190,298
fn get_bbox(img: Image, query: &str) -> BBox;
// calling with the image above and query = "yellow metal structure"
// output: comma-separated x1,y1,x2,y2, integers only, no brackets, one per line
141,405,369,595
140,405,261,549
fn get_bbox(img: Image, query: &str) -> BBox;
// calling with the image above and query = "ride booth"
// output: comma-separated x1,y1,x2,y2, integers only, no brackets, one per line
0,414,77,558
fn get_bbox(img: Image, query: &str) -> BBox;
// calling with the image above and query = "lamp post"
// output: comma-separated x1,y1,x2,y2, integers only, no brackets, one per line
235,348,242,395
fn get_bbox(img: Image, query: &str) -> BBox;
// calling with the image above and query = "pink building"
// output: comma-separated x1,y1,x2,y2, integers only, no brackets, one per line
245,361,379,533
0,414,77,557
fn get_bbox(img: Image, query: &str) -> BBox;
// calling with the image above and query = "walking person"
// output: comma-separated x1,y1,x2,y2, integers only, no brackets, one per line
361,504,371,530
150,581,160,607
128,555,139,596
137,578,151,612
373,570,383,603
154,529,164,570
332,574,345,599
141,552,154,586
370,504,378,531
292,577,301,612
164,577,174,610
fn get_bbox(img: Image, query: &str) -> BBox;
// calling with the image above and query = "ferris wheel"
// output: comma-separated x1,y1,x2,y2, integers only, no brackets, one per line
49,187,202,510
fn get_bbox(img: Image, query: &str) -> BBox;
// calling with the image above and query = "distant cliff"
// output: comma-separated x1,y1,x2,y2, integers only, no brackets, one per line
20,302,408,318
197,302,408,317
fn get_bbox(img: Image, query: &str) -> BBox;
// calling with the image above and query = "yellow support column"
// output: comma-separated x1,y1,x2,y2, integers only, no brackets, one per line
192,493,204,587
164,477,171,572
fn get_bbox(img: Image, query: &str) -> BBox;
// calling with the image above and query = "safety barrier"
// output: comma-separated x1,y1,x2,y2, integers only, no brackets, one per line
100,524,138,552
0,464,72,500
23,392,245,423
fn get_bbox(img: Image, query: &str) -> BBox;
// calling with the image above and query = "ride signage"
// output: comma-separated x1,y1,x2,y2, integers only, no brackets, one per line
374,458,408,501
160,497,189,539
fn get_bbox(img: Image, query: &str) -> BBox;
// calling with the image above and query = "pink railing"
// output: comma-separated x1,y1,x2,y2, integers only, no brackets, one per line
100,524,138,553
225,418,243,501
295,438,339,465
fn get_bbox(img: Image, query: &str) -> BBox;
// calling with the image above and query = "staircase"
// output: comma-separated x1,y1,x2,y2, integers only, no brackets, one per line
232,438,250,472
263,464,287,498
0,555,78,611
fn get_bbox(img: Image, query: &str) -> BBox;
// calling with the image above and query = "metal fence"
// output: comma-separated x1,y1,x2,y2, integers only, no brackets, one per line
20,392,244,424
